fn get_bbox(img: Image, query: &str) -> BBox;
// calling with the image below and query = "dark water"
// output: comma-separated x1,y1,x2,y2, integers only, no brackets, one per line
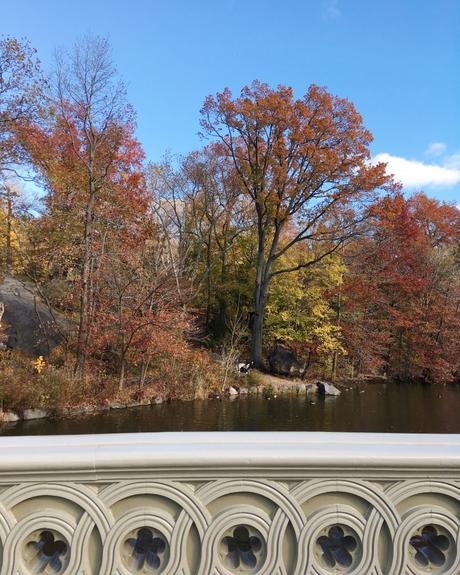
1,382,460,435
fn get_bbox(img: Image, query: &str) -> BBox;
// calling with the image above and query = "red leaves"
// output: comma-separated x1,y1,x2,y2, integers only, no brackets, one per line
342,193,460,382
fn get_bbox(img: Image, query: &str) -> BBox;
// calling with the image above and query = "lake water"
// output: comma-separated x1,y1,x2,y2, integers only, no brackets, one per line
1,382,459,435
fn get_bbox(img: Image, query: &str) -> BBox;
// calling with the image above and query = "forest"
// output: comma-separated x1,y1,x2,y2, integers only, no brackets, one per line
0,35,459,411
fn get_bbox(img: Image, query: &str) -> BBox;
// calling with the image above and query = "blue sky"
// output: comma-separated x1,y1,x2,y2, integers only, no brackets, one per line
3,0,460,203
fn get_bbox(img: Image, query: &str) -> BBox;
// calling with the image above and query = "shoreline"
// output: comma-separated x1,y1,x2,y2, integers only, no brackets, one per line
0,378,310,425
0,372,393,427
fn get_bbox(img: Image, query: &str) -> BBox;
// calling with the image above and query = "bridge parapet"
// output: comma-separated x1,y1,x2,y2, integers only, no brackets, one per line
0,432,459,574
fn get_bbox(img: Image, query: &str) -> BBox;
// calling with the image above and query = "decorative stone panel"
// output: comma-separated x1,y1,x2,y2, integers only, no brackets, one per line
0,432,458,573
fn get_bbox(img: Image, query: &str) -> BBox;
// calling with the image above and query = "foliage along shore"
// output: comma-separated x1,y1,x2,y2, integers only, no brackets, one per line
0,362,391,426
0,345,444,427
0,35,459,412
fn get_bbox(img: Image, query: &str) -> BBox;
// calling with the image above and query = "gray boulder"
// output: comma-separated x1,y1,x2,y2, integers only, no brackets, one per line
268,346,306,377
6,333,18,350
0,275,67,356
317,381,341,396
23,408,49,420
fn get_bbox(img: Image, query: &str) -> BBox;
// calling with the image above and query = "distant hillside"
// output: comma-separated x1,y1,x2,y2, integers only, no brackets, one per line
0,275,67,357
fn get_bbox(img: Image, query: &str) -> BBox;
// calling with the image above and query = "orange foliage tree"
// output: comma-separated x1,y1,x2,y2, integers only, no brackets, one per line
341,193,460,382
19,36,147,375
0,36,43,179
200,81,393,367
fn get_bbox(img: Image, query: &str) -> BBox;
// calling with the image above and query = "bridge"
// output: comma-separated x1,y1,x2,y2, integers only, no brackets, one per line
0,432,459,573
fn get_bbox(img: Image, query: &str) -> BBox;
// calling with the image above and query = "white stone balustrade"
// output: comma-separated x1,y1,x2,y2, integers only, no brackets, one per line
0,432,459,574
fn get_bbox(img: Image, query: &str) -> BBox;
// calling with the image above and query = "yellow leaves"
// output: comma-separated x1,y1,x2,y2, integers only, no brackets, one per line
33,356,45,374
265,248,345,355
312,324,346,355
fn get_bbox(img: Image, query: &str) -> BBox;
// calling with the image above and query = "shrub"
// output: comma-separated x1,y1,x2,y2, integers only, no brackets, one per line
246,369,265,388
0,345,224,411
262,383,275,399
148,348,222,400
0,351,117,410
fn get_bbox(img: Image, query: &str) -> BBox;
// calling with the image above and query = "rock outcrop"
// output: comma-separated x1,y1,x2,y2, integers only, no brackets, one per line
267,346,306,377
0,275,66,356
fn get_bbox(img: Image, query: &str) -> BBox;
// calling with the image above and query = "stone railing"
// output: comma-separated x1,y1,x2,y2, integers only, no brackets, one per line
0,432,459,574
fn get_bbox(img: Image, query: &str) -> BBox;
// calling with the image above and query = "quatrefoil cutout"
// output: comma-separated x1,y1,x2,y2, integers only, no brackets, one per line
409,525,452,571
23,529,69,574
122,527,169,573
316,524,361,572
219,525,266,573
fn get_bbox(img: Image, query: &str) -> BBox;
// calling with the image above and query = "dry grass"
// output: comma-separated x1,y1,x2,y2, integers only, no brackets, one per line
0,347,224,411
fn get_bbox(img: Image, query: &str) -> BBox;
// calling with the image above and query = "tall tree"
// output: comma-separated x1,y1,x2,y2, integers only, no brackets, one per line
200,81,392,367
51,35,136,374
148,148,248,334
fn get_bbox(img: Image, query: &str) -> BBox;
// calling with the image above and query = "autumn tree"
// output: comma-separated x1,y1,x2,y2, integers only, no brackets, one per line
92,229,188,389
200,81,392,367
0,37,43,273
265,246,346,373
0,180,31,272
147,148,250,339
0,36,43,179
341,193,460,383
49,35,136,374
181,148,246,331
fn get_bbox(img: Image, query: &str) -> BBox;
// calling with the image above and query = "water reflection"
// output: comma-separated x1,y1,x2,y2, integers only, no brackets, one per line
1,383,459,436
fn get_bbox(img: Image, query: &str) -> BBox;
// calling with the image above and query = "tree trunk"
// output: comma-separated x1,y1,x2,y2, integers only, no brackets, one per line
139,356,151,388
250,300,265,368
249,208,279,370
331,291,342,380
251,267,271,369
205,235,212,328
75,177,96,376
75,246,91,376
119,355,126,390
250,216,266,368
214,248,228,340
5,191,12,272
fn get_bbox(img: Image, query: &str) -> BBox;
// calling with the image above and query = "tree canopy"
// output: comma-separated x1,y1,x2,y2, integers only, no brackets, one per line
0,36,458,412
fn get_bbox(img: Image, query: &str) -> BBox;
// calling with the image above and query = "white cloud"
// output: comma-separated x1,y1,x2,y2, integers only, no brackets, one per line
444,152,460,170
323,0,341,19
373,153,460,189
425,142,447,157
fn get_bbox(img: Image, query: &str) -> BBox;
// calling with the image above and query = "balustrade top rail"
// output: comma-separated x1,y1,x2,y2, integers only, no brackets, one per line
0,432,459,477
1,432,459,574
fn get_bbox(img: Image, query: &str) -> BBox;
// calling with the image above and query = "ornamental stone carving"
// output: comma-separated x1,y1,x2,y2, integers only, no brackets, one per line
0,432,457,574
